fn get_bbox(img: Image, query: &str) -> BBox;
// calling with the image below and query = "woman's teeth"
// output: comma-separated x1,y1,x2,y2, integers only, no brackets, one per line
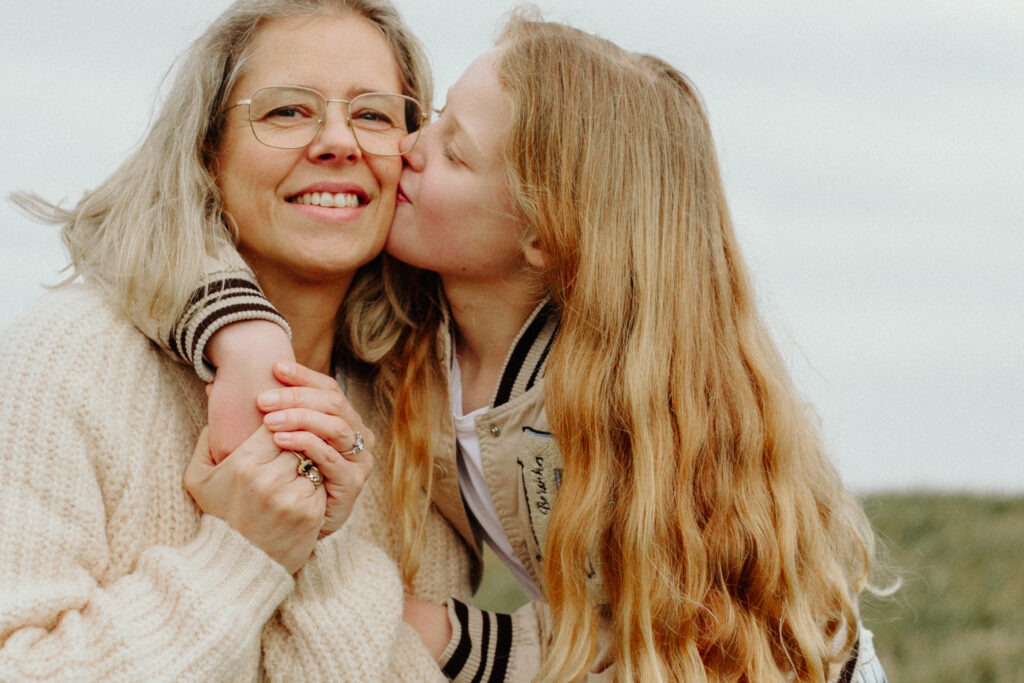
289,192,360,208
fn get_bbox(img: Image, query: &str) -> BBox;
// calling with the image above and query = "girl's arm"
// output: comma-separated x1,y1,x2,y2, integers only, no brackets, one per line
142,244,294,461
205,319,294,462
165,250,290,383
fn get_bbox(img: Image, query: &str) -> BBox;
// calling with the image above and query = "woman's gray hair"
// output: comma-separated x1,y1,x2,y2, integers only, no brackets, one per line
13,0,431,338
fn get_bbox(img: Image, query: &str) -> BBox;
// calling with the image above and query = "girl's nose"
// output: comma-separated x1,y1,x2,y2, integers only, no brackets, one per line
400,125,429,170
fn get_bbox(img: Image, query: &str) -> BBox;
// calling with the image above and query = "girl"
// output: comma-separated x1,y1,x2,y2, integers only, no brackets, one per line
161,11,886,682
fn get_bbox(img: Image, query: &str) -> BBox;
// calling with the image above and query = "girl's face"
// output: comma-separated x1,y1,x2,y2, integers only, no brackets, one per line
388,49,535,282
216,14,403,290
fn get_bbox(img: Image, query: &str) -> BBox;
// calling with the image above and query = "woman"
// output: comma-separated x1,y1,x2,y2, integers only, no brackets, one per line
0,1,468,679
163,11,887,683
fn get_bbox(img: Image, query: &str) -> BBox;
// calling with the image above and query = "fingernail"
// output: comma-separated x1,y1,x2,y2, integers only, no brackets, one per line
258,391,280,408
275,431,295,444
276,362,296,376
265,412,285,427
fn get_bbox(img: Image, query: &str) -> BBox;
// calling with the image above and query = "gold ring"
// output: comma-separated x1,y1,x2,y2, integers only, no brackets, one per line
291,451,323,488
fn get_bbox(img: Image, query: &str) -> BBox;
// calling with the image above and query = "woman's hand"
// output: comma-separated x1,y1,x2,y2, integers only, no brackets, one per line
184,426,324,574
257,362,375,537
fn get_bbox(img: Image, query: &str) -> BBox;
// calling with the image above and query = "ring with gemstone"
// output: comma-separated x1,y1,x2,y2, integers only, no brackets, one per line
340,431,364,457
291,452,323,488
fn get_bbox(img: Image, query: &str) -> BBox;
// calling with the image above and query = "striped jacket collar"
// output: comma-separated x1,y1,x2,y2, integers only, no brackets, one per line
441,298,561,408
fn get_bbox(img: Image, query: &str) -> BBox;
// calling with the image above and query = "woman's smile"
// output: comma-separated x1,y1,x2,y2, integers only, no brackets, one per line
285,182,369,219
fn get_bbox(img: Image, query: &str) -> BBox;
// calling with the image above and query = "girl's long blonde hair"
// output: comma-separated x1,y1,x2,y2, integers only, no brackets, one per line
14,0,430,354
390,11,875,682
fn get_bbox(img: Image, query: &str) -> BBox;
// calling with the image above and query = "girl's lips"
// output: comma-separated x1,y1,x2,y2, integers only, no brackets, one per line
396,185,410,204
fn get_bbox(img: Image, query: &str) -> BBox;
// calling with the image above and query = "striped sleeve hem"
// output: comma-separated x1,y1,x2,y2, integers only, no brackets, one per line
167,274,291,382
439,599,514,683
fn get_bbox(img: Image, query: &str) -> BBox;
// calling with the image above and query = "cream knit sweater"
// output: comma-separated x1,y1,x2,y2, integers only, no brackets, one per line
0,284,473,681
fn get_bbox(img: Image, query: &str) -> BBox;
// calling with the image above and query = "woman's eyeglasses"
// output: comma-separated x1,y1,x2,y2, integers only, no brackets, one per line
231,85,427,156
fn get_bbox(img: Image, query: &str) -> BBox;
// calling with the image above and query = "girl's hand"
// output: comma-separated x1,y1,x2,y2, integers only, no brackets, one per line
184,427,324,574
257,362,375,537
205,320,296,463
403,593,452,661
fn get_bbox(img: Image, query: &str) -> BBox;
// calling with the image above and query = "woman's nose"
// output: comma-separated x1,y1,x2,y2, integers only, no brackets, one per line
306,104,362,162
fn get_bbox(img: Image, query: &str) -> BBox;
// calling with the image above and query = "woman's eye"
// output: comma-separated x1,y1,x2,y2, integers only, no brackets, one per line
351,108,396,128
263,105,314,121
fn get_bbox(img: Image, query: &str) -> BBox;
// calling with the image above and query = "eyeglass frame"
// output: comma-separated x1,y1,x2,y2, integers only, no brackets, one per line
229,85,429,157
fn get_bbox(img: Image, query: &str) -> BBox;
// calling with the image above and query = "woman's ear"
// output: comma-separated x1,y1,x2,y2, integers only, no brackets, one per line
523,234,549,270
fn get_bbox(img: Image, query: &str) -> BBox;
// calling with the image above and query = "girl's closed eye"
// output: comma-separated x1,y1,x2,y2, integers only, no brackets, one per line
441,141,460,164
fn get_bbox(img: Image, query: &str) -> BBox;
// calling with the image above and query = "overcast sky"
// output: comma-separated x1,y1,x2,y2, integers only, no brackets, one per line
1,1,1021,491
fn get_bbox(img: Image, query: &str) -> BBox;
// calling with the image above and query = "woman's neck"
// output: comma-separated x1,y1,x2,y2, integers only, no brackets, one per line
261,274,351,375
444,274,543,413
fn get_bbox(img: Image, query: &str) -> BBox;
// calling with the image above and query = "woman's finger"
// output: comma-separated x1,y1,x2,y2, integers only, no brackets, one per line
263,407,364,453
278,448,331,500
275,432,373,537
257,386,365,437
278,425,372,464
274,428,366,466
258,384,354,419
272,361,340,392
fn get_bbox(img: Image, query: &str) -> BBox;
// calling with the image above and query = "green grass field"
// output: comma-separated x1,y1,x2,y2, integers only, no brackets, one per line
861,493,1024,682
473,493,1024,682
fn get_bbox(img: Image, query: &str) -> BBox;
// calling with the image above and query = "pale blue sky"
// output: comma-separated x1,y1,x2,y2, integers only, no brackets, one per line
2,1,1021,491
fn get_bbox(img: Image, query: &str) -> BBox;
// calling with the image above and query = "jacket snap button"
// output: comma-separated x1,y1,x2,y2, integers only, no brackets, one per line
489,425,501,437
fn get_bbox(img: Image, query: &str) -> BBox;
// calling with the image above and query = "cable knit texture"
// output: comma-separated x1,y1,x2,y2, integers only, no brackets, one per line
0,284,465,681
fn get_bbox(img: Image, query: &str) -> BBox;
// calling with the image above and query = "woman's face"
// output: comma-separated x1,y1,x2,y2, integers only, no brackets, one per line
388,49,533,282
216,14,403,289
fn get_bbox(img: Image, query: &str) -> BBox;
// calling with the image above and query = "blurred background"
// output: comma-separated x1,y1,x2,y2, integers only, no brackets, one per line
2,2,1021,679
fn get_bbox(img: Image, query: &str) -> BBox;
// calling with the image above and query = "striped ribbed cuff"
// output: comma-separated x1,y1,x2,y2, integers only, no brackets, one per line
439,599,514,682
168,274,290,382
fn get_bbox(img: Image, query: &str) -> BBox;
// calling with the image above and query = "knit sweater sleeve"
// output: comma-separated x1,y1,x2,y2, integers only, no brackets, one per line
284,461,478,682
260,519,445,682
0,287,295,681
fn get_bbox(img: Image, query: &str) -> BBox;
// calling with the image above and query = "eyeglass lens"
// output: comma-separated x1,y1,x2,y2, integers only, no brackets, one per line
247,87,421,155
